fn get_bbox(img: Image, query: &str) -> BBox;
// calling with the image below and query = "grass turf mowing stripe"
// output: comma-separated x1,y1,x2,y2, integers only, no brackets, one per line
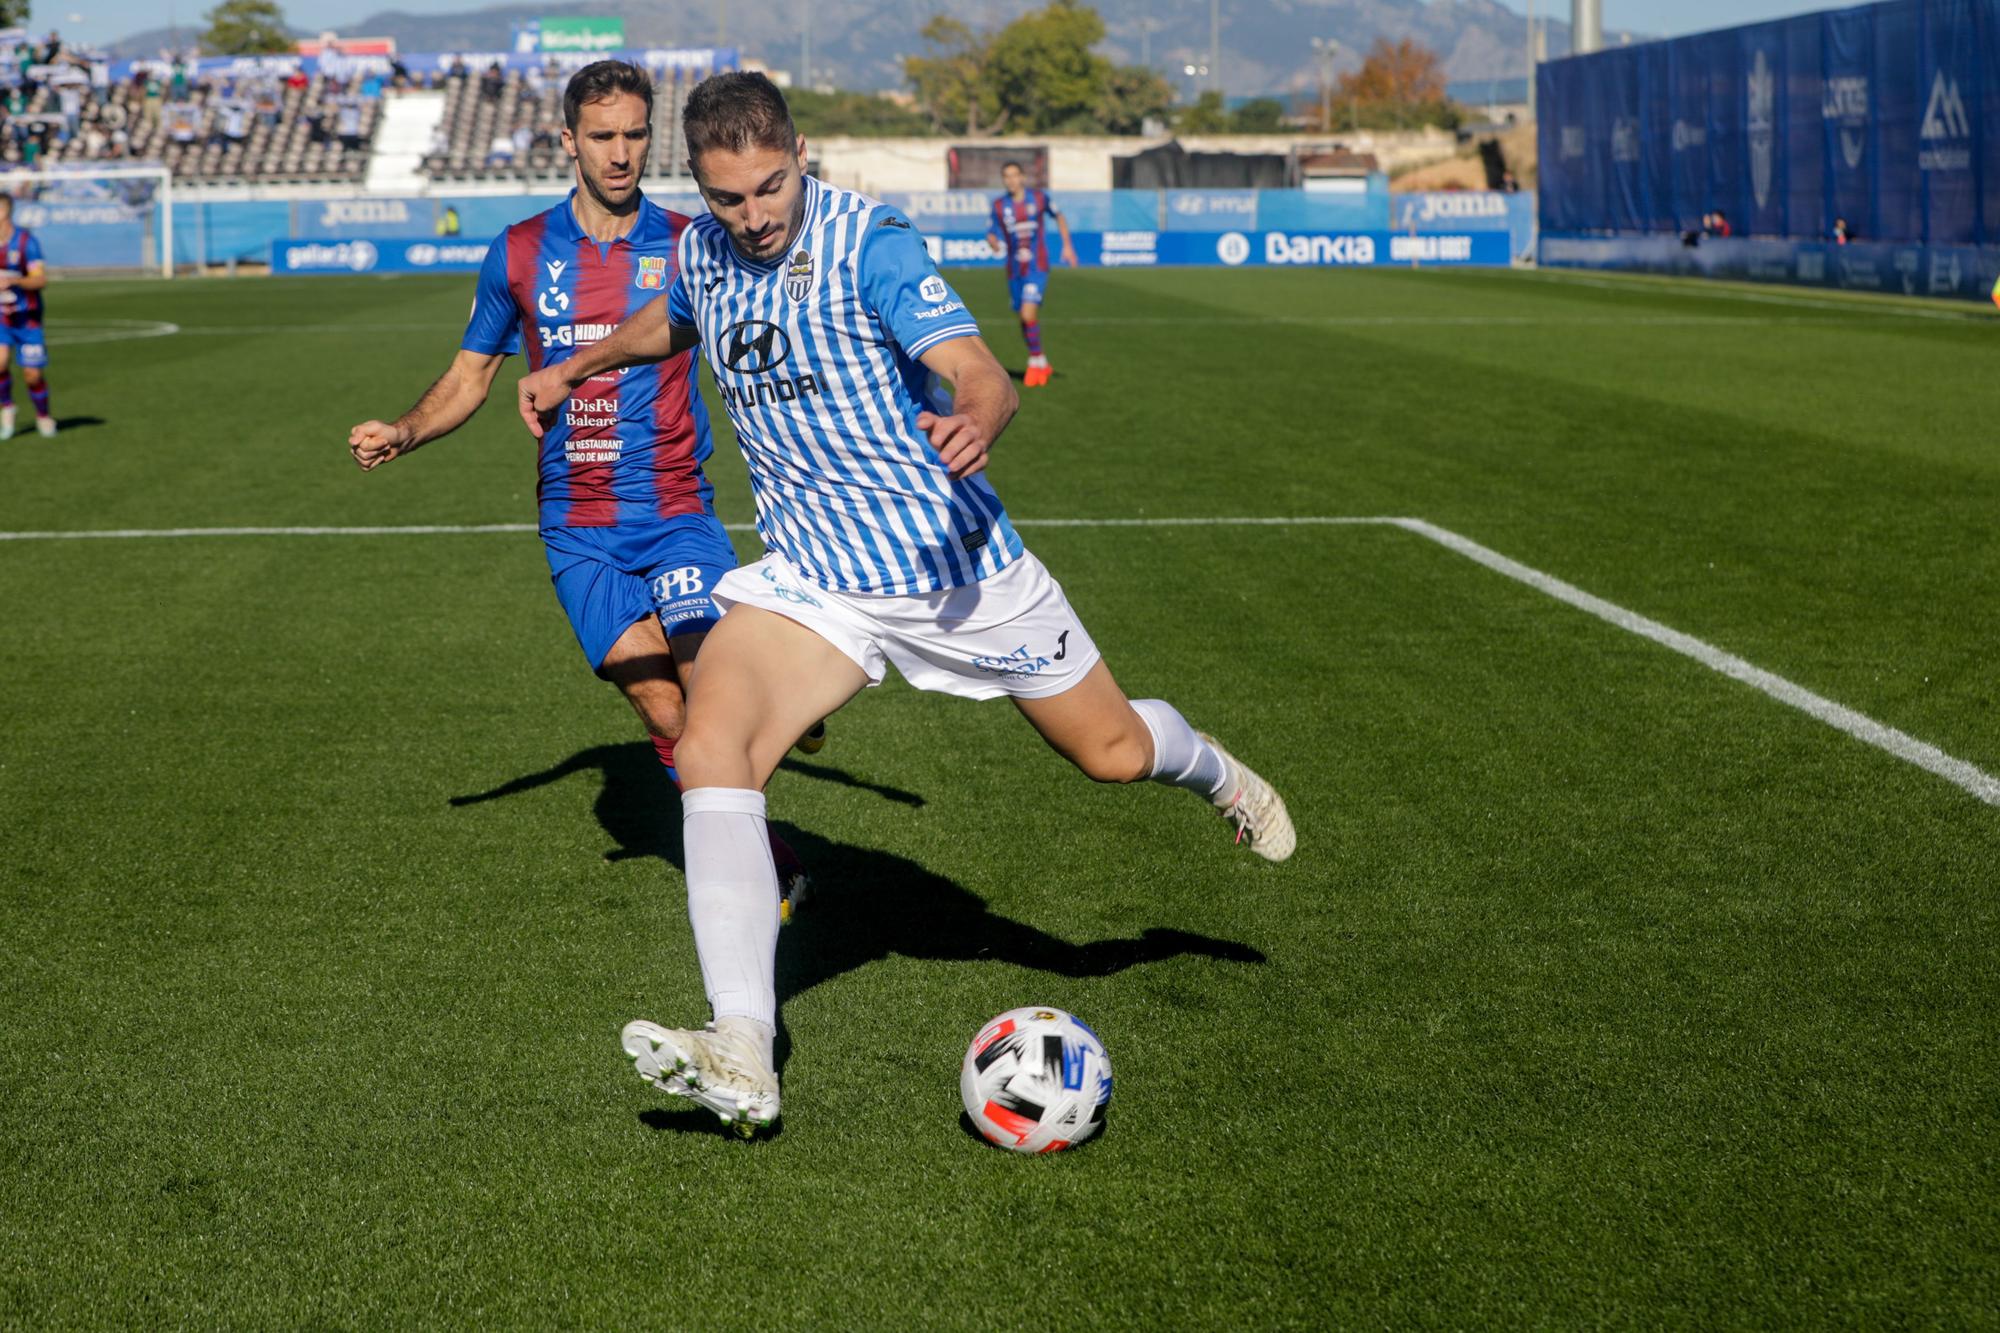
7,513,1995,806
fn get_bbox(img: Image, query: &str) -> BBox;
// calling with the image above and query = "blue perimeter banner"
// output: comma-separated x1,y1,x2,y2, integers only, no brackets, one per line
1537,0,2000,248
277,230,1508,275
1540,233,2000,299
273,238,491,274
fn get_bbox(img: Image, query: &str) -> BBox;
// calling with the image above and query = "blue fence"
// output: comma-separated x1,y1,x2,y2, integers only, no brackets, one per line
1537,0,2000,246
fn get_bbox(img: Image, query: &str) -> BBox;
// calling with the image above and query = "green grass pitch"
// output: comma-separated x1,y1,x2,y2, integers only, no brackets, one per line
3,264,1997,1326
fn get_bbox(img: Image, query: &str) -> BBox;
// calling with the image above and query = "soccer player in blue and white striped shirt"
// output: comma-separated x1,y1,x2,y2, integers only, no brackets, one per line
520,73,1294,1137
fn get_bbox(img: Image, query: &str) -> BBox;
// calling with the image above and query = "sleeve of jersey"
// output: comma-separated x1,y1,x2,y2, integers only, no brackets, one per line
859,210,981,360
666,271,694,327
460,236,520,356
22,232,43,266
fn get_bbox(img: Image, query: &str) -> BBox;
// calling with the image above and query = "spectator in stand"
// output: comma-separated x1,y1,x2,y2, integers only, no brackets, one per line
336,97,363,150
486,126,515,166
448,55,469,81
255,80,280,128
285,67,309,94
435,205,461,236
479,61,505,102
169,58,188,99
219,98,250,146
1833,217,1853,245
56,82,82,140
1705,209,1731,238
42,29,61,62
511,120,531,160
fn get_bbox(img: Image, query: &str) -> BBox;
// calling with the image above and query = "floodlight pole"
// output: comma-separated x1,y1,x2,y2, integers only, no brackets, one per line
1209,0,1220,94
1526,0,1537,121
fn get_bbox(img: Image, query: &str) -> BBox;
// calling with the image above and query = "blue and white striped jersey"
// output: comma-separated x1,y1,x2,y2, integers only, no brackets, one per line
668,176,1024,596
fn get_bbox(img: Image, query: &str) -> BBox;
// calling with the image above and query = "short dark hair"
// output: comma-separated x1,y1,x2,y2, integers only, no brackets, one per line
1001,160,1024,173
682,71,796,162
562,60,653,132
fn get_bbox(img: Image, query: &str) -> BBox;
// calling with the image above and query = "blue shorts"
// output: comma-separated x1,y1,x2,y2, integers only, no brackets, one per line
541,514,739,672
0,322,47,369
1008,270,1049,311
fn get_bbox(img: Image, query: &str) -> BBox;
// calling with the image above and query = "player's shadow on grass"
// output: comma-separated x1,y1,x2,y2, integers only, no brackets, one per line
451,741,1261,988
453,740,1265,1097
450,741,925,864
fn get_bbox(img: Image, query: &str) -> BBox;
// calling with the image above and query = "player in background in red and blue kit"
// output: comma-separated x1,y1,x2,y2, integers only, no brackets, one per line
985,160,1076,388
346,61,813,915
0,194,57,439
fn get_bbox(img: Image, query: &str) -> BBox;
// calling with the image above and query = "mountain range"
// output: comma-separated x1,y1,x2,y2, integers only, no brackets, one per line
110,0,1644,98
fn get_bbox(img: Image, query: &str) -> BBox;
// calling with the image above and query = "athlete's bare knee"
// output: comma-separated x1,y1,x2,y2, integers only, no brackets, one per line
673,720,754,789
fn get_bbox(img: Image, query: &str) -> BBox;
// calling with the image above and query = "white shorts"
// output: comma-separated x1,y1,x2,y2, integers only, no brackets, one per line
711,550,1102,702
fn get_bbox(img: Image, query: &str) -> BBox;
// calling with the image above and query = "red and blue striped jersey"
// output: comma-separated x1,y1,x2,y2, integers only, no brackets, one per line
988,189,1058,278
462,192,715,529
0,226,45,326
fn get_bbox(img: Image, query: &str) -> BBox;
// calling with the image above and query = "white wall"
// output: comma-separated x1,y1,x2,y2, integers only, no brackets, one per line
812,128,1459,194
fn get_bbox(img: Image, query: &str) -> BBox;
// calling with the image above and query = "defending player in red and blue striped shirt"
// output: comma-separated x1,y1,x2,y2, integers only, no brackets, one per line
0,194,56,439
346,60,816,917
985,161,1077,387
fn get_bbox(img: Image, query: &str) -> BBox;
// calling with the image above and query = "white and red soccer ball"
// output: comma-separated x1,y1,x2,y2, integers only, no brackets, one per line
961,1007,1112,1154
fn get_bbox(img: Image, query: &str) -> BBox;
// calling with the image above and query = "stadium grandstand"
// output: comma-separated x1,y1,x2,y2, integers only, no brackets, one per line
421,62,695,185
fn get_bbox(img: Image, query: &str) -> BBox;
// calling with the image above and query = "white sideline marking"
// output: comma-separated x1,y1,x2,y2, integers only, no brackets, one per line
47,319,181,346
1389,518,2000,808
1521,269,1995,323
2,513,1992,806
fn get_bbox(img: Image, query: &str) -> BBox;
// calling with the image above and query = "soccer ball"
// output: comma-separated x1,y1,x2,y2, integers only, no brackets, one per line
961,1007,1112,1154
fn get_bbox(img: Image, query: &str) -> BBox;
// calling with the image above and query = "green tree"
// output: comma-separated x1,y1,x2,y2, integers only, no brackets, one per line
787,88,935,139
1229,97,1288,133
1173,90,1230,134
0,0,30,32
905,1,1163,136
202,0,293,56
904,15,1006,135
1095,64,1172,135
983,0,1111,133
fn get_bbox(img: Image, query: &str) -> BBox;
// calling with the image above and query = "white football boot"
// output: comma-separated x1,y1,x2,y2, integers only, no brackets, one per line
1199,733,1296,863
0,404,14,440
621,1017,779,1138
35,414,55,438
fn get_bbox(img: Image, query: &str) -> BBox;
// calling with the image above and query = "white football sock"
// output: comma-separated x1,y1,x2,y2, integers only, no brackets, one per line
681,787,780,1037
1130,698,1229,800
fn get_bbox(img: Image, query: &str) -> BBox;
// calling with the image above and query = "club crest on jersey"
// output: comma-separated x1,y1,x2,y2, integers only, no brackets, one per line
636,255,667,290
784,248,814,302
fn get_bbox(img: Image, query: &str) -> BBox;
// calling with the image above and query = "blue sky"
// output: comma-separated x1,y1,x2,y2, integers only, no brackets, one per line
64,0,1838,57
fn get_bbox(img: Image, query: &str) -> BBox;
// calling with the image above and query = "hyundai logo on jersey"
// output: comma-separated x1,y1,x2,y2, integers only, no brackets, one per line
722,321,791,374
